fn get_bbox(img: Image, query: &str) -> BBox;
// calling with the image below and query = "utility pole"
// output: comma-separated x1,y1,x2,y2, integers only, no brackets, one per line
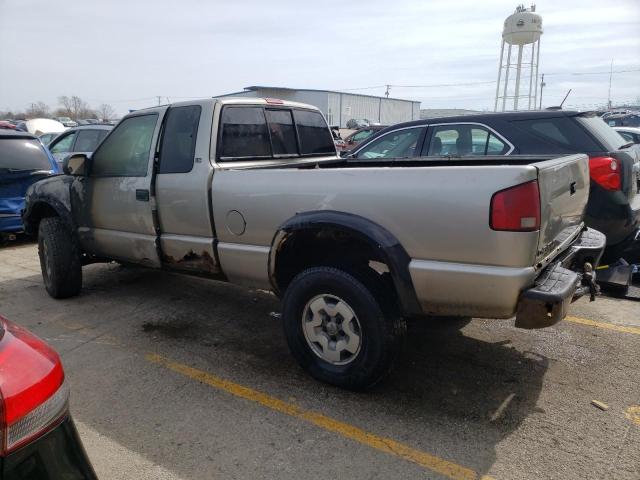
385,85,390,98
539,73,545,110
157,96,162,106
607,59,613,110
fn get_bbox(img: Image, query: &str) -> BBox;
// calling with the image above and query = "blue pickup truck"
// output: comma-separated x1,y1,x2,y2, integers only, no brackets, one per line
0,130,59,237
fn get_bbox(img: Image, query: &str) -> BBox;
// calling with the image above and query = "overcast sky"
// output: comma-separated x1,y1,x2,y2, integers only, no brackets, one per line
0,0,638,116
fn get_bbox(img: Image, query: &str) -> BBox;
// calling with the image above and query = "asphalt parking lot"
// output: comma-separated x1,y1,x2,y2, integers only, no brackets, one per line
1,240,638,480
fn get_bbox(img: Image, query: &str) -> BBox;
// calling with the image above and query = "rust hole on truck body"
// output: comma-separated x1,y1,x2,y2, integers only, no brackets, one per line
163,250,218,274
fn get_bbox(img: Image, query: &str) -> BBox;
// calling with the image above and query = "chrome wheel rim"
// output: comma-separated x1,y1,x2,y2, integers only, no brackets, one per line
302,294,362,365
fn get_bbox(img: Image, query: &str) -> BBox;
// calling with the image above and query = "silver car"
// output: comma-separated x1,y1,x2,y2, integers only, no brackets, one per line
48,124,112,169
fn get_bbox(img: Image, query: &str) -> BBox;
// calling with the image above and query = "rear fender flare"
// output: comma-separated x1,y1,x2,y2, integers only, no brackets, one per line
268,210,421,316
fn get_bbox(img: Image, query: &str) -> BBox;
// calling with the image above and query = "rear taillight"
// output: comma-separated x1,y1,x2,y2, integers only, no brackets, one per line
490,180,541,231
589,156,621,191
0,316,68,455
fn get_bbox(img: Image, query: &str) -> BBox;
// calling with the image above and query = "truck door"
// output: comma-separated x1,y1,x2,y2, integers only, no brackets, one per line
74,108,167,266
154,100,220,274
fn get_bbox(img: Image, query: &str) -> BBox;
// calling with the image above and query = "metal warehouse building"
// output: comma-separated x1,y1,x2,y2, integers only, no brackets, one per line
215,86,421,128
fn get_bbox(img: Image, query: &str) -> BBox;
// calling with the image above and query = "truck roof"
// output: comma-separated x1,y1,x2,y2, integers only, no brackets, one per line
133,97,322,113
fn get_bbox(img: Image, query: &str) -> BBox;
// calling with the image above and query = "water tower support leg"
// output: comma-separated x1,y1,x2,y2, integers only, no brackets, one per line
501,44,512,112
514,45,523,111
527,42,535,110
533,38,541,109
494,40,505,111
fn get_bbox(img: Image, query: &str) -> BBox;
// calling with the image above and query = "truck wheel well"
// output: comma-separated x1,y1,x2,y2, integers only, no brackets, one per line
273,228,399,307
25,202,59,234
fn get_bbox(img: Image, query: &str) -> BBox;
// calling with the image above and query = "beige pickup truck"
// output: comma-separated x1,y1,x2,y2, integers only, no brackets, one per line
24,97,605,389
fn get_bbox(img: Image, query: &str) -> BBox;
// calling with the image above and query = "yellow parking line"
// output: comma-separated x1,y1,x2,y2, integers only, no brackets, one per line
146,353,493,480
565,316,640,336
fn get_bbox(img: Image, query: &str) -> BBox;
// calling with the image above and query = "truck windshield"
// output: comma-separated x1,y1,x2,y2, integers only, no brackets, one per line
576,115,627,151
0,139,52,171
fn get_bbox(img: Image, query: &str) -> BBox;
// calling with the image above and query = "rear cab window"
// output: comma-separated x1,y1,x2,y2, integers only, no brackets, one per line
218,105,335,161
0,138,53,171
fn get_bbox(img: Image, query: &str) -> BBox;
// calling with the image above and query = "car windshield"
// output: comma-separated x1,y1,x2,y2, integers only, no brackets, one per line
0,138,52,170
576,115,627,150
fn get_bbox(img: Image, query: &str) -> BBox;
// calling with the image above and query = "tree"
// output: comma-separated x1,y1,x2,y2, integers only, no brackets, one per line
97,104,116,121
57,95,94,120
25,101,50,118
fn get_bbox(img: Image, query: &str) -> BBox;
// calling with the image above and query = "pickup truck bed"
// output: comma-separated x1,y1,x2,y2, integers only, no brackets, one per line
23,97,606,389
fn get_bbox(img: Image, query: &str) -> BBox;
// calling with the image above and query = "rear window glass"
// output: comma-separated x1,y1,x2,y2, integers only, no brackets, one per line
265,109,297,155
0,138,51,170
159,105,201,173
293,110,335,155
219,106,335,160
75,129,109,153
220,107,271,159
510,116,601,152
576,115,627,150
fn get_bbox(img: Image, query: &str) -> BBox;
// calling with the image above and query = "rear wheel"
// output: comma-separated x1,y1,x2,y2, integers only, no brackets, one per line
282,266,406,390
38,217,82,299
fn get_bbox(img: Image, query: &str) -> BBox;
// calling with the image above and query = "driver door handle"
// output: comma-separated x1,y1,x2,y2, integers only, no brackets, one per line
136,189,150,202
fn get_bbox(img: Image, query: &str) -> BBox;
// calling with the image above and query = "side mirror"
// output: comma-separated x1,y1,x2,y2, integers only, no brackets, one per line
64,153,90,176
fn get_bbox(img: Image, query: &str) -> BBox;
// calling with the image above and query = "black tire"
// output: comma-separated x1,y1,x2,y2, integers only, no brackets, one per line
38,217,82,299
282,266,406,390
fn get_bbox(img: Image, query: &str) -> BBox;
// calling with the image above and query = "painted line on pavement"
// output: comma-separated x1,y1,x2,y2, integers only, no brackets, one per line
146,353,494,480
565,316,640,336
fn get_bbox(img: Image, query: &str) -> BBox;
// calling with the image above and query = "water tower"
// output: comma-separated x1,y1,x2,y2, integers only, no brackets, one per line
494,5,543,111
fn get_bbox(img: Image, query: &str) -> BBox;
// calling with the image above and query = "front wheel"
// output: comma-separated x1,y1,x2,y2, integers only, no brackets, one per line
282,267,406,390
38,217,82,299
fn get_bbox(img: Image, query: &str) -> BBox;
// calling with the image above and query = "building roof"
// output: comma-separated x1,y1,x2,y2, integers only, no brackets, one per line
217,85,420,104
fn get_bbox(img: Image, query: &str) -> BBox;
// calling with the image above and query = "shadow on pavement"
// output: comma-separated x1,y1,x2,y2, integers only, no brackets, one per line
1,262,547,479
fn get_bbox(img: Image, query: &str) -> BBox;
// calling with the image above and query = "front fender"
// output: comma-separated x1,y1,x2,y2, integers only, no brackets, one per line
22,175,75,235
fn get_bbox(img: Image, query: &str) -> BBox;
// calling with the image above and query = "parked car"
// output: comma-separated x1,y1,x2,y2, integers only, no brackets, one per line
604,112,640,128
347,110,640,264
38,131,59,146
48,124,112,168
56,116,78,127
614,126,640,144
346,118,371,129
0,315,97,479
0,130,59,236
339,125,387,152
23,97,604,389
0,121,16,130
23,118,66,136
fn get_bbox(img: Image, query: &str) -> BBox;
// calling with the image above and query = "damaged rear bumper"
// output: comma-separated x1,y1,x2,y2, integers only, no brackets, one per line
515,228,606,329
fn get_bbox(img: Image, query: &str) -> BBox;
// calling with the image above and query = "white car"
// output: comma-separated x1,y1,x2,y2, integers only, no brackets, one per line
614,126,640,144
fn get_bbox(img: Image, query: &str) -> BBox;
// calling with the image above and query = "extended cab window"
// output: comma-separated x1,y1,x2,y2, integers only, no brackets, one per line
356,128,423,159
426,125,509,156
91,114,157,177
293,109,335,155
159,105,201,173
219,107,271,159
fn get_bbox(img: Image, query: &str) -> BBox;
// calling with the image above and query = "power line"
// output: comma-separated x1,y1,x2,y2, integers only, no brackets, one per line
339,68,640,92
